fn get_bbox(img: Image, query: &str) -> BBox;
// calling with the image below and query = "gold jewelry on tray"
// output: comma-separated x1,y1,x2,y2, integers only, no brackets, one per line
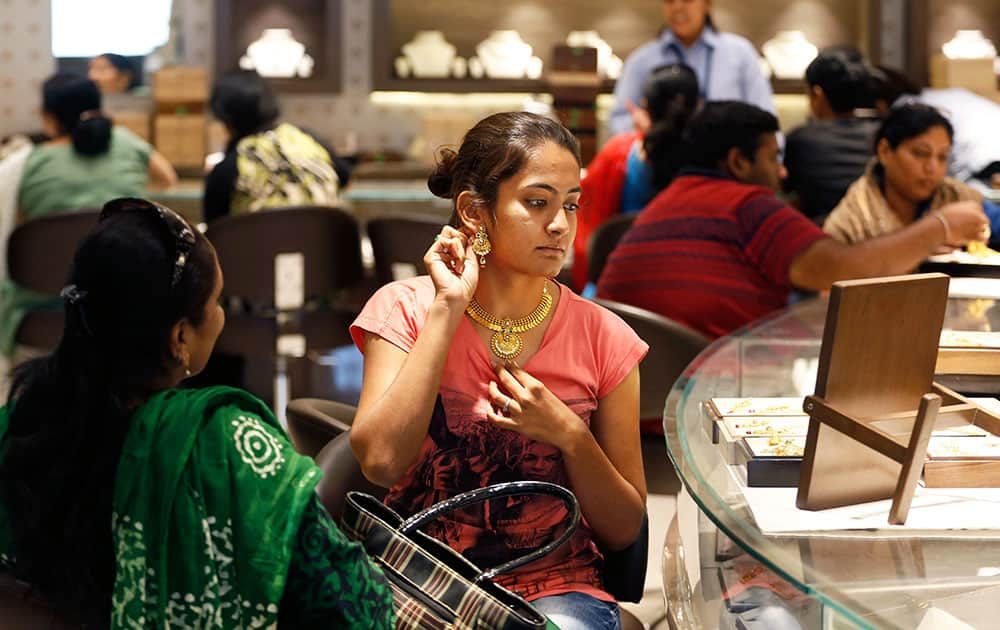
466,283,553,361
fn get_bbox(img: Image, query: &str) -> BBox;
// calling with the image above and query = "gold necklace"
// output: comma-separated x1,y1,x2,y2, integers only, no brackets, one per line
466,283,553,361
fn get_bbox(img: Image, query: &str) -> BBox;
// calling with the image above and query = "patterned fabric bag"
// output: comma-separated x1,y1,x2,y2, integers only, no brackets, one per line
341,481,579,629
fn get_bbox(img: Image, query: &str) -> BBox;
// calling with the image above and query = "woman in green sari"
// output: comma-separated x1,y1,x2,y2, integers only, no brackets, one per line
0,198,394,628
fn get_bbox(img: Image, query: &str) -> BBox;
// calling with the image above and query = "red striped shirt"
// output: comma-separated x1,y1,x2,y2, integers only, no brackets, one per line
596,173,828,338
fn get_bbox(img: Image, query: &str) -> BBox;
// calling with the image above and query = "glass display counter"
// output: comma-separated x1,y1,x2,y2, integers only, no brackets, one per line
662,295,1000,629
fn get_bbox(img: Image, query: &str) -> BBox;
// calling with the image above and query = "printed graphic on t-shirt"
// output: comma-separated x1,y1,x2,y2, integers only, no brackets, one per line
385,391,603,596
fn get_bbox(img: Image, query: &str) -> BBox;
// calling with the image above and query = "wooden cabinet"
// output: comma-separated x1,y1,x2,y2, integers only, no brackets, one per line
215,0,342,93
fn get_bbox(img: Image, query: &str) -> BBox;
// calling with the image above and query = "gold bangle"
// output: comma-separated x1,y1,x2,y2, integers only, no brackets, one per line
932,212,951,243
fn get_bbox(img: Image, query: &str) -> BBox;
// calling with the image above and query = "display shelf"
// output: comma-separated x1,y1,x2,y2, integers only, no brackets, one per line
371,0,858,98
214,0,342,93
663,295,1000,629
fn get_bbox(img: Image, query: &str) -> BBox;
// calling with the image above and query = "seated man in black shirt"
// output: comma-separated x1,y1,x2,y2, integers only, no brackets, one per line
784,48,880,224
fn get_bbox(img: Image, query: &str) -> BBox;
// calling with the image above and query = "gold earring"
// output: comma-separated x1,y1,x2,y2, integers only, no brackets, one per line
471,224,491,268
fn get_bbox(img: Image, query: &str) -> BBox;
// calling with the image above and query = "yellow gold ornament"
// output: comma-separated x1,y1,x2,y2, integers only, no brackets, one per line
466,283,553,361
471,224,492,267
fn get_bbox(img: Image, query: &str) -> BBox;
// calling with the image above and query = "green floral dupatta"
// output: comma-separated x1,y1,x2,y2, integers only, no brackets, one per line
110,386,320,628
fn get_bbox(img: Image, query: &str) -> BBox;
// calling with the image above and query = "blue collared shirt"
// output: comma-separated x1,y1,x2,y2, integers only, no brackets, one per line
609,27,775,135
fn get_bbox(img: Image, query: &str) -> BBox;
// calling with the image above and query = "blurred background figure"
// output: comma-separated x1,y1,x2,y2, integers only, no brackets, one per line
1,73,177,367
572,63,699,291
609,0,773,135
871,66,1000,194
203,70,352,222
783,47,880,225
824,103,1000,245
87,53,141,94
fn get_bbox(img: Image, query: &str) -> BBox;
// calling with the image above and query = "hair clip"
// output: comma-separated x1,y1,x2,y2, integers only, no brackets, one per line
60,284,88,305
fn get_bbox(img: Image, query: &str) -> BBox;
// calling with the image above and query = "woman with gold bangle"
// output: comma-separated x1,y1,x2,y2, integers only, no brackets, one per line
824,103,1000,248
349,112,649,630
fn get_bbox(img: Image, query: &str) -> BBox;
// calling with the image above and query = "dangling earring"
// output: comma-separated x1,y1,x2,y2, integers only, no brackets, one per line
471,224,491,268
176,353,192,378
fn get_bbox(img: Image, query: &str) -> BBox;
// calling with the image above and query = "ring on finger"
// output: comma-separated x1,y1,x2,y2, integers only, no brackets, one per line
503,396,511,414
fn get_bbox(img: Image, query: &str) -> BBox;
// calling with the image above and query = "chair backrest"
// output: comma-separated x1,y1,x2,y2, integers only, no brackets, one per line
205,206,364,306
313,430,387,522
286,398,356,457
586,214,635,285
0,573,78,629
595,298,710,422
7,210,100,294
366,216,443,286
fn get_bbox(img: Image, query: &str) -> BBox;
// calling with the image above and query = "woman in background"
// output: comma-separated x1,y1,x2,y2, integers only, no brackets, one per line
1,73,177,363
572,63,699,290
203,70,352,222
0,198,393,628
824,103,999,245
608,0,772,135
88,53,141,94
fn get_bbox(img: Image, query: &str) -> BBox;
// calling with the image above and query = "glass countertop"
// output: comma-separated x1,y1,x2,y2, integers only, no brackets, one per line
663,295,1000,629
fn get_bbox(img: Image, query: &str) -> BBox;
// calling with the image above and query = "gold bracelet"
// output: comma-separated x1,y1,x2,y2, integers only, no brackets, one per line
932,212,951,242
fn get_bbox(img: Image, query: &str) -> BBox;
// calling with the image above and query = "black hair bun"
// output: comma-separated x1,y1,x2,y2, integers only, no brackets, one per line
72,115,112,156
427,147,458,199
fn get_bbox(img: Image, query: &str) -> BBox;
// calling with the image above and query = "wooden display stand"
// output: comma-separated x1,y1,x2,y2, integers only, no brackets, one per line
152,66,208,172
797,274,1000,525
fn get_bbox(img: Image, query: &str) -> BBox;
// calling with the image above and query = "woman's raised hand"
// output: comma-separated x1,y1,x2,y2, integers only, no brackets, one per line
425,225,479,307
937,201,991,246
486,363,587,451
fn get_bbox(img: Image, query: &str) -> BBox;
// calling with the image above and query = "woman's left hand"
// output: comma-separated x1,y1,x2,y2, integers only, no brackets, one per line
487,363,586,450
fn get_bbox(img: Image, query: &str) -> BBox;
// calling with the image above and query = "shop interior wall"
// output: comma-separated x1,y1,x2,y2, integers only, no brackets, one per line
1,0,425,154
926,0,1000,58
3,0,995,156
389,0,863,66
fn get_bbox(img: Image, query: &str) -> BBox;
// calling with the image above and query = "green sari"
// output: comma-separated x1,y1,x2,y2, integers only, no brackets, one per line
0,386,394,629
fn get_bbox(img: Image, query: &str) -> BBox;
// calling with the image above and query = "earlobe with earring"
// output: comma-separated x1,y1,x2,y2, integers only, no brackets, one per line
471,224,492,268
176,353,192,378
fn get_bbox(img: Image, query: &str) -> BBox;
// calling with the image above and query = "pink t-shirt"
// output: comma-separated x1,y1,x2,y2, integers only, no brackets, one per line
350,277,648,602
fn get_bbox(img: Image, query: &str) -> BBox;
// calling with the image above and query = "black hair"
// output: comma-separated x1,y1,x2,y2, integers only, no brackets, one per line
804,47,871,114
876,103,954,150
428,112,581,227
210,70,280,141
0,200,216,622
95,53,140,90
641,63,700,192
868,65,920,109
680,101,780,170
42,73,112,156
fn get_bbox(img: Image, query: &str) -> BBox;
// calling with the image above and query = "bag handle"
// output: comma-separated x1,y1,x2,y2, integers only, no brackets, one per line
399,481,581,585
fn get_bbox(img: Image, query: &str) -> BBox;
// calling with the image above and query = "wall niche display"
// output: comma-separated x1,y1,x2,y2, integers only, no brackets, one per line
216,0,341,93
371,0,868,94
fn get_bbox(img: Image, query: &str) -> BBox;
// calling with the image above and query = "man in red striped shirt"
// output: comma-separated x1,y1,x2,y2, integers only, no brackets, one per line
596,101,988,338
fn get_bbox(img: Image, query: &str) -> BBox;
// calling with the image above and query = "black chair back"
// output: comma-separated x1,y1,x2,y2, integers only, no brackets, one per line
6,210,100,350
586,214,635,285
314,430,387,522
206,206,364,307
203,207,365,405
0,573,78,629
366,216,443,286
286,398,356,457
595,298,710,423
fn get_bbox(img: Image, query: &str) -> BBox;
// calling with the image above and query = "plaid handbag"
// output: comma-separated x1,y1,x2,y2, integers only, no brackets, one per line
341,481,580,629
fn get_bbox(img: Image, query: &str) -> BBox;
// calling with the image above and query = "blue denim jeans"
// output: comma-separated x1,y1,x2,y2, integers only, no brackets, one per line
532,592,621,630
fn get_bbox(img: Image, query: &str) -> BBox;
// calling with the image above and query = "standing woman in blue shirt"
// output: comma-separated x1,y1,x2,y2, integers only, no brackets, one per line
609,0,773,135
